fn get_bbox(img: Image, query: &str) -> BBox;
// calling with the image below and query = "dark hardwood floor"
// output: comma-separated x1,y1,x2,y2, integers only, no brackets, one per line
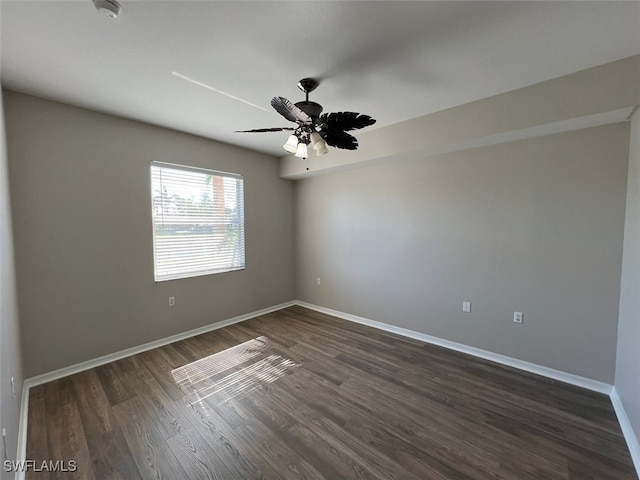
26,306,637,479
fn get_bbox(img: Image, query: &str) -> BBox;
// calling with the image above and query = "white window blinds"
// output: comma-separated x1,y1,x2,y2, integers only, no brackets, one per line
150,162,245,281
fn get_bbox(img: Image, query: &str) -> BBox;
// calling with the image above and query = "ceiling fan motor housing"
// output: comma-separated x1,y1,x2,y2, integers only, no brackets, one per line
295,101,323,119
296,78,323,118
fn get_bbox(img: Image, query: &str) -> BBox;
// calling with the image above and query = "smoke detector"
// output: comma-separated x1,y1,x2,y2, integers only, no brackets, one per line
93,0,122,19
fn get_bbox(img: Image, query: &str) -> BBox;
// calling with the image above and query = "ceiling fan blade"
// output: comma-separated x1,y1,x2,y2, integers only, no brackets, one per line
235,127,295,133
319,111,376,131
271,96,312,124
321,129,358,150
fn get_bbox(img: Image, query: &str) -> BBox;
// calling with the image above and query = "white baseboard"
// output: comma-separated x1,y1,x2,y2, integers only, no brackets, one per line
295,301,613,395
611,387,640,476
296,304,640,477
14,382,30,480
25,300,296,389
14,300,295,480
16,299,635,480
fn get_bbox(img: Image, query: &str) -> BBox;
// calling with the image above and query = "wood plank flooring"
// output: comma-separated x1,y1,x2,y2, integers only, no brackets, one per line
25,306,637,479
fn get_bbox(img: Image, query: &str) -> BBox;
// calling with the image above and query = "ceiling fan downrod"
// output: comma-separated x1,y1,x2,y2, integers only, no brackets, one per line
295,78,323,120
297,78,319,98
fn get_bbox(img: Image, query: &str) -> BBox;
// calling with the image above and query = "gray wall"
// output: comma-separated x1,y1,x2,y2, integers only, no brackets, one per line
295,123,629,383
4,90,295,377
616,111,640,447
0,88,24,476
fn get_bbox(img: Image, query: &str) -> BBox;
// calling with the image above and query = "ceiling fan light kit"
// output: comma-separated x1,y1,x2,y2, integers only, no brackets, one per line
236,78,376,160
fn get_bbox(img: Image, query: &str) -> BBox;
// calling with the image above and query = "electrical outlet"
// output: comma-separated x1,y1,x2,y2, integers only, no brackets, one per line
462,301,471,313
513,311,523,324
169,296,175,307
316,278,321,285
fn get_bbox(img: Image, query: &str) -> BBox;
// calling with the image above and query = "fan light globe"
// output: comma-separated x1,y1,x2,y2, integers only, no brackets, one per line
314,141,329,156
295,142,308,158
283,134,298,153
310,131,328,155
310,131,323,146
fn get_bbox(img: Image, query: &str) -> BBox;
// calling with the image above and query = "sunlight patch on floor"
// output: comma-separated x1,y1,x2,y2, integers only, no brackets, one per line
171,336,300,406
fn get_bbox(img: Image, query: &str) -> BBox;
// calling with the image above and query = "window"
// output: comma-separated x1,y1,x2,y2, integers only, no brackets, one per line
150,162,245,281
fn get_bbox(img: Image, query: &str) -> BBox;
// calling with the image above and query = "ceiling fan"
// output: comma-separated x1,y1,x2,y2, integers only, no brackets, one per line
236,78,376,158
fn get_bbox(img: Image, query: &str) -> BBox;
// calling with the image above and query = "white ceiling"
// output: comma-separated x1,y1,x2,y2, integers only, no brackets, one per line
1,1,639,157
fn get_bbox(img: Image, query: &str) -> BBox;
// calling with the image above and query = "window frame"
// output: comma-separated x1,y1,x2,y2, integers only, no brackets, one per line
150,161,245,282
